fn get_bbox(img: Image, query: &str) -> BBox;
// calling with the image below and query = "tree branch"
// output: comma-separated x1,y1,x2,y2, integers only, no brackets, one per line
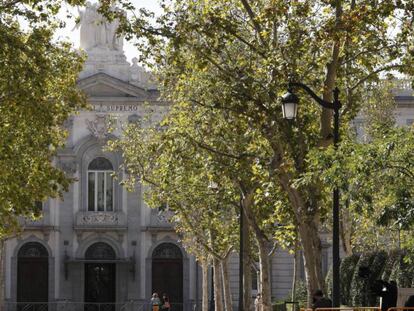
350,64,405,91
239,0,265,45
0,0,20,11
183,132,254,160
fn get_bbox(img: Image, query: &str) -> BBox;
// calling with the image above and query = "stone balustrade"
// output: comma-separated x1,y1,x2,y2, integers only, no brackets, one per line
149,210,174,227
75,211,127,230
20,216,51,228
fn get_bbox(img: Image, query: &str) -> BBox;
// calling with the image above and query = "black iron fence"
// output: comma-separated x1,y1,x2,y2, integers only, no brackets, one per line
4,301,200,311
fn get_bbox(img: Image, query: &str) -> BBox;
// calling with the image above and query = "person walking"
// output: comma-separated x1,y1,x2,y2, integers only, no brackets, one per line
162,293,171,311
151,293,161,311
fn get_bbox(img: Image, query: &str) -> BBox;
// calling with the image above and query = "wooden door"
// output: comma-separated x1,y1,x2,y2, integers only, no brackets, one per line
85,263,116,302
17,258,48,302
84,263,116,311
152,260,183,306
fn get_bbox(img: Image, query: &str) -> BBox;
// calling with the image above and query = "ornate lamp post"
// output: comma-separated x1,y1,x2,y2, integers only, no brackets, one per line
281,82,341,307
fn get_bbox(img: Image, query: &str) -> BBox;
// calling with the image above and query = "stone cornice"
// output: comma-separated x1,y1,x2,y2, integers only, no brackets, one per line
395,95,414,108
77,72,158,98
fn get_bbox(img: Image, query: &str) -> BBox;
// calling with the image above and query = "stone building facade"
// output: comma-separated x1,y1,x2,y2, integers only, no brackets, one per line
3,6,198,309
2,5,414,311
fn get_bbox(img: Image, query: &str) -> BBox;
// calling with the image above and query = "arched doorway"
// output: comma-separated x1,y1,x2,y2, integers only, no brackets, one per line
152,243,183,309
84,242,116,311
17,242,49,303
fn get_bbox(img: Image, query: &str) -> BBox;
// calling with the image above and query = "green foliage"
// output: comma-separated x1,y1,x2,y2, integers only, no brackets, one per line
303,122,414,254
106,0,414,298
292,280,308,308
350,252,377,306
336,250,414,307
381,250,401,282
388,250,414,287
285,280,308,308
0,0,86,236
340,254,360,305
110,111,241,263
360,80,397,139
324,267,333,299
366,251,387,305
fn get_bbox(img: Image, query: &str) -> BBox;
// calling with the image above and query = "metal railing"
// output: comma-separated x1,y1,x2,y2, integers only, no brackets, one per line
4,302,129,311
4,301,199,311
300,308,381,311
129,302,199,311
316,308,381,311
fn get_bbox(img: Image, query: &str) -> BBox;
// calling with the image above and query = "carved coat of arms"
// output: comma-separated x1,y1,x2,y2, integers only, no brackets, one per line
86,114,110,141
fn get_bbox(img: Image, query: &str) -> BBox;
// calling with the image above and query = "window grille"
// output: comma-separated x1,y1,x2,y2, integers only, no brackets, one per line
85,242,116,260
152,243,182,259
18,242,48,258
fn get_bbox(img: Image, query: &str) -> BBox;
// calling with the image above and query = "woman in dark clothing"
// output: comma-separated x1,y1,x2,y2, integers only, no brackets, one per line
312,289,332,310
162,293,171,311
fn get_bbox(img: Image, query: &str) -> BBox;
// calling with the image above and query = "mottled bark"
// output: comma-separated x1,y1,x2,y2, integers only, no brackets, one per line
213,257,224,311
221,257,233,311
291,241,299,302
241,191,273,311
202,262,209,311
340,207,353,256
278,174,324,306
257,239,272,311
299,219,323,305
242,219,252,311
321,0,342,142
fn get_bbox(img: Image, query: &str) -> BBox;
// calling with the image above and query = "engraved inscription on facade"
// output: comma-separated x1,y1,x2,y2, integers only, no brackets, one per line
93,104,141,112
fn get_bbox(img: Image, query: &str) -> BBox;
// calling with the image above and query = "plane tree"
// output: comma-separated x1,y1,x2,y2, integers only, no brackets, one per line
106,0,414,303
0,0,87,306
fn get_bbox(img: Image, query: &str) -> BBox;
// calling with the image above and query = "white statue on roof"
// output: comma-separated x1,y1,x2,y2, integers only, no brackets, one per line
77,2,123,52
76,2,153,86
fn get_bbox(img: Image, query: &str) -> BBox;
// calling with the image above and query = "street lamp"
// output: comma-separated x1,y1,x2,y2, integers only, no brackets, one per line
281,90,299,119
281,82,341,307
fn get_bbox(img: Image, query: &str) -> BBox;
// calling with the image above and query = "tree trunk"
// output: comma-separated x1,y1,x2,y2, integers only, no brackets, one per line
202,261,209,311
242,212,253,311
278,174,324,306
257,238,272,311
291,240,299,302
241,191,273,311
321,1,342,141
298,220,323,306
340,204,353,256
221,257,233,311
213,257,224,311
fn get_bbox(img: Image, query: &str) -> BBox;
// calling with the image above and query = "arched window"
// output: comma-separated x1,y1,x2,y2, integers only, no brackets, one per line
88,157,114,211
152,243,183,259
85,242,116,260
18,242,48,258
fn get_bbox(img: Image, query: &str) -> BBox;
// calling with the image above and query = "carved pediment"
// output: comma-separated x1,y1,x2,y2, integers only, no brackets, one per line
78,73,149,98
84,83,131,97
